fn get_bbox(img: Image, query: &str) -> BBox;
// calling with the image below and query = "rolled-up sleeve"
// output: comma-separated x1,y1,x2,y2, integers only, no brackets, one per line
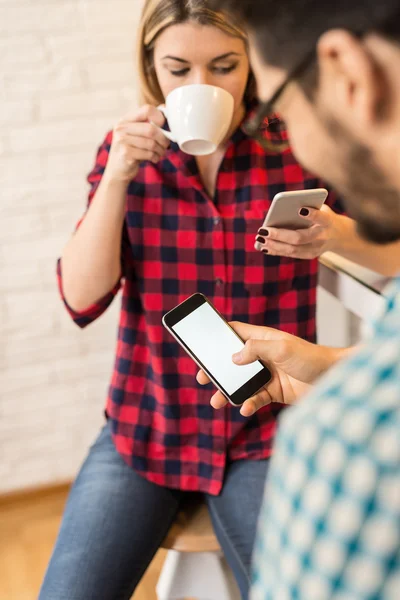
57,131,127,329
57,259,121,328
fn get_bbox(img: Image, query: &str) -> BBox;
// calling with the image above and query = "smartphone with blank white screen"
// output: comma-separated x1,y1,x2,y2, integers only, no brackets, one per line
162,294,272,407
257,188,328,245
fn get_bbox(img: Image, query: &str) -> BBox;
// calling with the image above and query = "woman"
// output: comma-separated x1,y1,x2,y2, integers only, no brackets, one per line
40,2,396,599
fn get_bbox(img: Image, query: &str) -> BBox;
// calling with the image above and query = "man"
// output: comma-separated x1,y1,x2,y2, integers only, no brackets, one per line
198,0,400,597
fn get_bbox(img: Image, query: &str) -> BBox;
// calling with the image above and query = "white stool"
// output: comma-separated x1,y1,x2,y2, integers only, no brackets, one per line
156,501,241,600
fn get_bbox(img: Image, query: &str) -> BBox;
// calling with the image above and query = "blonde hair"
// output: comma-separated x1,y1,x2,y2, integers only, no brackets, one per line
136,0,254,105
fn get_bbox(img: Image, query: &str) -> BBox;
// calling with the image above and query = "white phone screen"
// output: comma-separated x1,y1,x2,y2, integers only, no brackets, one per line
173,302,263,395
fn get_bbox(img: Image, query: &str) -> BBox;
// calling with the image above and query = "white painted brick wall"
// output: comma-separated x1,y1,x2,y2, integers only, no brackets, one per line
0,0,144,493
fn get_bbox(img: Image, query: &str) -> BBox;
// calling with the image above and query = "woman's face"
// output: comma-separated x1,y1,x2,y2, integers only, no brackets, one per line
153,21,250,122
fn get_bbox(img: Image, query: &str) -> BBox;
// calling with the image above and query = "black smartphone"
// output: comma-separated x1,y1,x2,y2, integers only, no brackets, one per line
162,293,272,406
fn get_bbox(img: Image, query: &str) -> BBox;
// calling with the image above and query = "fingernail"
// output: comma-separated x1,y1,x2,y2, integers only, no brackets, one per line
256,236,265,244
262,249,269,254
258,228,269,237
232,352,242,363
300,208,309,217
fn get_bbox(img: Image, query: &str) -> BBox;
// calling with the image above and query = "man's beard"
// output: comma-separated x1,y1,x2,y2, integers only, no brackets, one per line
324,117,400,245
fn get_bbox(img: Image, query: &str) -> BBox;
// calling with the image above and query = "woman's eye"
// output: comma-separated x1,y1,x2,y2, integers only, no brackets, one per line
170,68,190,77
213,64,237,75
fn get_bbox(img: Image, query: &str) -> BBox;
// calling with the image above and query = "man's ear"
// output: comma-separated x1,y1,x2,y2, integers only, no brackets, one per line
316,29,386,131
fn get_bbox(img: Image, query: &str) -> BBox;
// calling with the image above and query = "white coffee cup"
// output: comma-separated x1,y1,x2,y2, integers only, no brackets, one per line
156,84,234,156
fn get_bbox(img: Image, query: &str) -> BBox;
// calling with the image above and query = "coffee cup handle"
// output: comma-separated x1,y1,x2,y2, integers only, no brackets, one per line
153,105,177,143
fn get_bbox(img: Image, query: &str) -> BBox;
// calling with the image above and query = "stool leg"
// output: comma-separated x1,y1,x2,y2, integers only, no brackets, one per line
156,550,241,600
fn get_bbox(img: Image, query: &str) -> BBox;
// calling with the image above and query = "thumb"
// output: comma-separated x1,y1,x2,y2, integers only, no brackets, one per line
298,204,332,226
135,104,166,127
150,105,166,127
233,338,269,366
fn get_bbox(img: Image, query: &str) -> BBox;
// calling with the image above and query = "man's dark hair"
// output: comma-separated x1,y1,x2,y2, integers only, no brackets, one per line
211,0,400,72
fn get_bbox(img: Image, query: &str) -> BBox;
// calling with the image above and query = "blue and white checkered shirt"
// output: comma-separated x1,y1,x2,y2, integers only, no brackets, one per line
252,277,400,600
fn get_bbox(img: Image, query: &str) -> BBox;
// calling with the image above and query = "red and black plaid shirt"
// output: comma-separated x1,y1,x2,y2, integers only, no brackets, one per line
58,117,343,495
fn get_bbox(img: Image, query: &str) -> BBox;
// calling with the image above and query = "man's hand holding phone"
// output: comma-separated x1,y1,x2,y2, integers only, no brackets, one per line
163,294,273,407
197,322,350,417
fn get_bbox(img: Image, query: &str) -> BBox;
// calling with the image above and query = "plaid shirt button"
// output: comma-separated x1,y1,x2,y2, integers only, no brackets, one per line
213,216,221,226
216,278,224,287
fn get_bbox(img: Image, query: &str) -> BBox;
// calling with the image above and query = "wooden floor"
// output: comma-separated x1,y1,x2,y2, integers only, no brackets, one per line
0,485,166,600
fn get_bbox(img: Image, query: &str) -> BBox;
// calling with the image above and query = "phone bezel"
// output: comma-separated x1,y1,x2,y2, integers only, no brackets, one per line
163,293,272,406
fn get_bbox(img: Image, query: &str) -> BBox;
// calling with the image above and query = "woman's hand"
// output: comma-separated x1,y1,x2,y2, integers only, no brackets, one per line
105,105,170,184
197,322,347,417
255,205,342,259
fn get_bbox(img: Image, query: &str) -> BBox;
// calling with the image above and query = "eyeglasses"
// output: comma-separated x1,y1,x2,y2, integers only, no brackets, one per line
244,49,316,152
244,5,400,153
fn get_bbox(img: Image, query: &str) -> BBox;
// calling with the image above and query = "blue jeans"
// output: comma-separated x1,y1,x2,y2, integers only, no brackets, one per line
39,422,269,600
